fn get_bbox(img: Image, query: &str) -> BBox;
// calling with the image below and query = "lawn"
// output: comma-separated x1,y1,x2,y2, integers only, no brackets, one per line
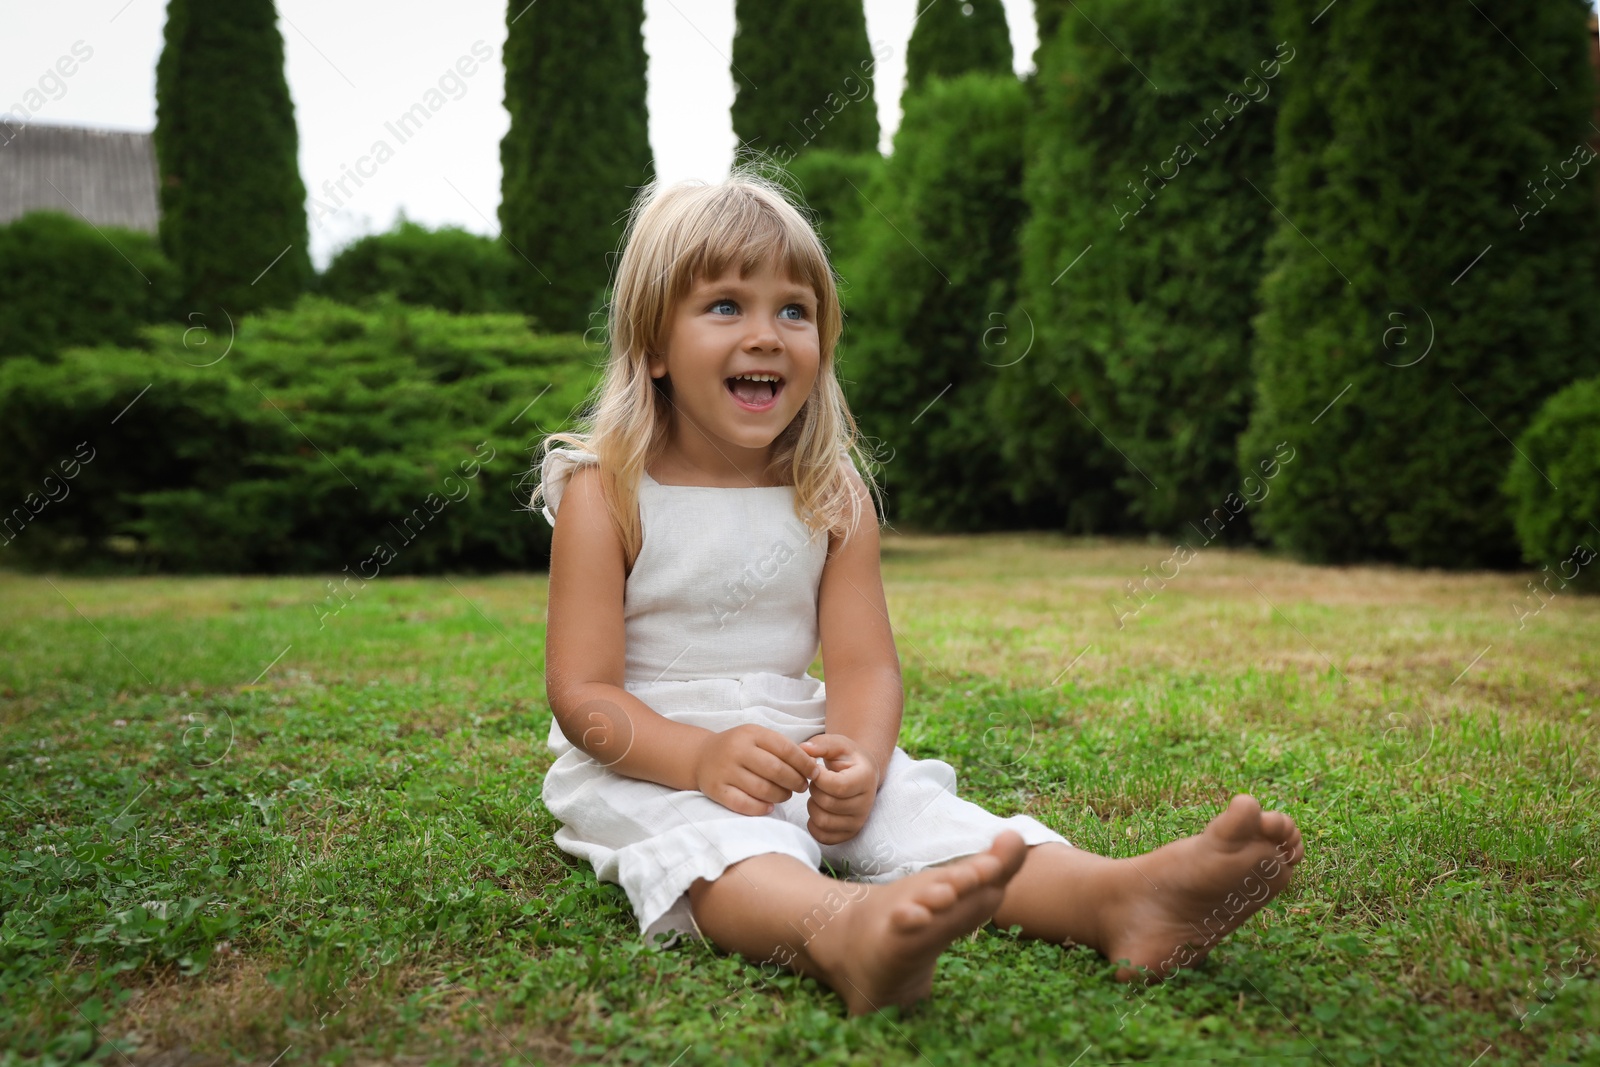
2,533,1597,1066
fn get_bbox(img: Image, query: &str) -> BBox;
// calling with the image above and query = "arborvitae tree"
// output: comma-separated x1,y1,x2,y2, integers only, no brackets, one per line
154,0,312,323
836,73,1044,531
995,0,1282,539
732,0,882,159
902,0,1012,104
779,148,884,266
1237,0,1600,568
500,0,651,333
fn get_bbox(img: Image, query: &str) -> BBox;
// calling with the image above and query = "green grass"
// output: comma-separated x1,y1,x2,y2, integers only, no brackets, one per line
2,533,1597,1065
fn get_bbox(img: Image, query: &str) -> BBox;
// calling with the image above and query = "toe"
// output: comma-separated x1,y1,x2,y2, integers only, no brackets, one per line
925,880,959,911
990,831,1028,879
1260,809,1297,845
891,898,934,931
1210,794,1266,844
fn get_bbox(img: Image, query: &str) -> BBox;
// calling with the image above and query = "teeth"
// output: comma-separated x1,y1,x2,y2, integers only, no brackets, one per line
733,373,781,382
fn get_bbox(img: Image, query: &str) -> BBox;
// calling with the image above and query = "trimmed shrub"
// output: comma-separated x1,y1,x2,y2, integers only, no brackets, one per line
732,0,883,159
0,211,179,361
319,220,517,314
902,0,1012,104
0,296,599,574
500,0,651,333
836,73,1044,531
154,0,313,322
1236,0,1600,567
997,0,1280,539
1503,376,1600,594
779,148,885,266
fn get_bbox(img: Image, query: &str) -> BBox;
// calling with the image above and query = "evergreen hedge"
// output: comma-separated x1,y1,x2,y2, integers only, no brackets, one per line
0,297,597,574
902,0,1012,103
1503,375,1600,594
0,212,179,361
499,0,651,334
996,0,1281,539
1236,0,1600,567
780,148,885,267
732,0,882,159
319,219,517,314
836,73,1043,531
154,0,313,323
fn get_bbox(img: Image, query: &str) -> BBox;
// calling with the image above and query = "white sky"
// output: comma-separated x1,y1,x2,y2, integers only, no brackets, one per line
1,0,1040,268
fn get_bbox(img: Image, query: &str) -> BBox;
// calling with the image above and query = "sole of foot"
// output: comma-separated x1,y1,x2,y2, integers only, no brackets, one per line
1102,794,1304,982
816,830,1028,1017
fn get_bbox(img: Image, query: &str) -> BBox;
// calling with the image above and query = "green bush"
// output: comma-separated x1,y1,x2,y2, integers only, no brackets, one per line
779,148,884,266
1237,0,1600,568
500,0,650,333
902,0,1012,103
154,0,313,323
998,0,1280,539
1503,375,1600,594
319,219,518,314
836,73,1042,532
0,211,179,361
0,295,599,574
731,0,881,158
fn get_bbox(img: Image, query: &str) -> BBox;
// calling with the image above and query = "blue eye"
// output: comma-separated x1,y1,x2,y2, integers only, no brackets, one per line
706,298,809,319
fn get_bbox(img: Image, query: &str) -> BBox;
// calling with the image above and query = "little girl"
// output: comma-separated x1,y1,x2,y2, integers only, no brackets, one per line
533,166,1305,1018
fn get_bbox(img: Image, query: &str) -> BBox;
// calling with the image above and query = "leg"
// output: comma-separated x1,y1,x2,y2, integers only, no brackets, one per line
688,833,1029,1017
991,794,1305,980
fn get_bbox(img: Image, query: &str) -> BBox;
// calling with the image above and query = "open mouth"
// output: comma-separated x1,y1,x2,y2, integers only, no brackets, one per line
725,373,784,411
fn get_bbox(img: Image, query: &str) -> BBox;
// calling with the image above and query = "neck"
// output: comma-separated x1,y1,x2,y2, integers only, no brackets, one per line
661,428,779,488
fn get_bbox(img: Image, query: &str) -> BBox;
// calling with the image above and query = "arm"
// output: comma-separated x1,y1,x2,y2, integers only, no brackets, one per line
545,464,709,792
814,466,902,792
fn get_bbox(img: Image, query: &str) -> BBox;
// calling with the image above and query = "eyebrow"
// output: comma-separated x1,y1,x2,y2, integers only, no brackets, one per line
694,279,816,301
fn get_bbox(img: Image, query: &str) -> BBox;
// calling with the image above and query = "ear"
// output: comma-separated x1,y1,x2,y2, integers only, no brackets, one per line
646,352,666,379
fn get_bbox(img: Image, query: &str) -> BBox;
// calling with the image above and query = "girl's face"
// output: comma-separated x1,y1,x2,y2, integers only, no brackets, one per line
647,259,821,476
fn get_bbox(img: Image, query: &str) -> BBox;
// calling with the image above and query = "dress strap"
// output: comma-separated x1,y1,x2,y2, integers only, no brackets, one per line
538,447,598,528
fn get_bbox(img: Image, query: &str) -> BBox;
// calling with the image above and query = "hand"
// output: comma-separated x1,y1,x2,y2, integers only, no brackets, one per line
693,723,818,817
798,733,880,845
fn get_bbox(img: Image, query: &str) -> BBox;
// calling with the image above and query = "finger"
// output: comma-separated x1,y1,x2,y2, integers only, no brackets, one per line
811,787,872,821
720,785,777,817
754,749,811,794
806,788,854,815
807,808,850,834
803,738,870,780
801,732,848,760
765,733,825,785
808,813,858,842
736,769,792,805
812,766,870,800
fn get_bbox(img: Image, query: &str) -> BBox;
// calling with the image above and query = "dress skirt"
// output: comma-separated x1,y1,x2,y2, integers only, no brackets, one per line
540,670,1072,949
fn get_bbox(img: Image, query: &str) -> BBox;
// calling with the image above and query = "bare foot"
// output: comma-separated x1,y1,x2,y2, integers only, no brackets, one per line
807,830,1028,1017
1101,794,1304,981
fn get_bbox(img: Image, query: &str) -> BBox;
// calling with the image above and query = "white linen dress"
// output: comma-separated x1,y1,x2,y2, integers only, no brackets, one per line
538,447,1071,949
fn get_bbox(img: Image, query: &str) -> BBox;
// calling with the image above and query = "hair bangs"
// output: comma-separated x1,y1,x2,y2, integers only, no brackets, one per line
670,186,833,335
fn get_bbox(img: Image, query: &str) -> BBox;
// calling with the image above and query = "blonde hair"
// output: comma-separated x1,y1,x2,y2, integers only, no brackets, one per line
528,159,883,573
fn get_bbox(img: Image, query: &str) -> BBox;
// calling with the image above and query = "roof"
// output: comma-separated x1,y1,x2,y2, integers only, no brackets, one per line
0,121,160,232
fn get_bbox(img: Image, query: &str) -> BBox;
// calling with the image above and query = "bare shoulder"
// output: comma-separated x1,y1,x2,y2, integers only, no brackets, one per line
547,463,627,697
818,461,893,679
826,461,880,562
556,462,604,519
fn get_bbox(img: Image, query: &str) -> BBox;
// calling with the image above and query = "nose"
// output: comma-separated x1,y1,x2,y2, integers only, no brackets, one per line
744,312,783,352
744,330,781,353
